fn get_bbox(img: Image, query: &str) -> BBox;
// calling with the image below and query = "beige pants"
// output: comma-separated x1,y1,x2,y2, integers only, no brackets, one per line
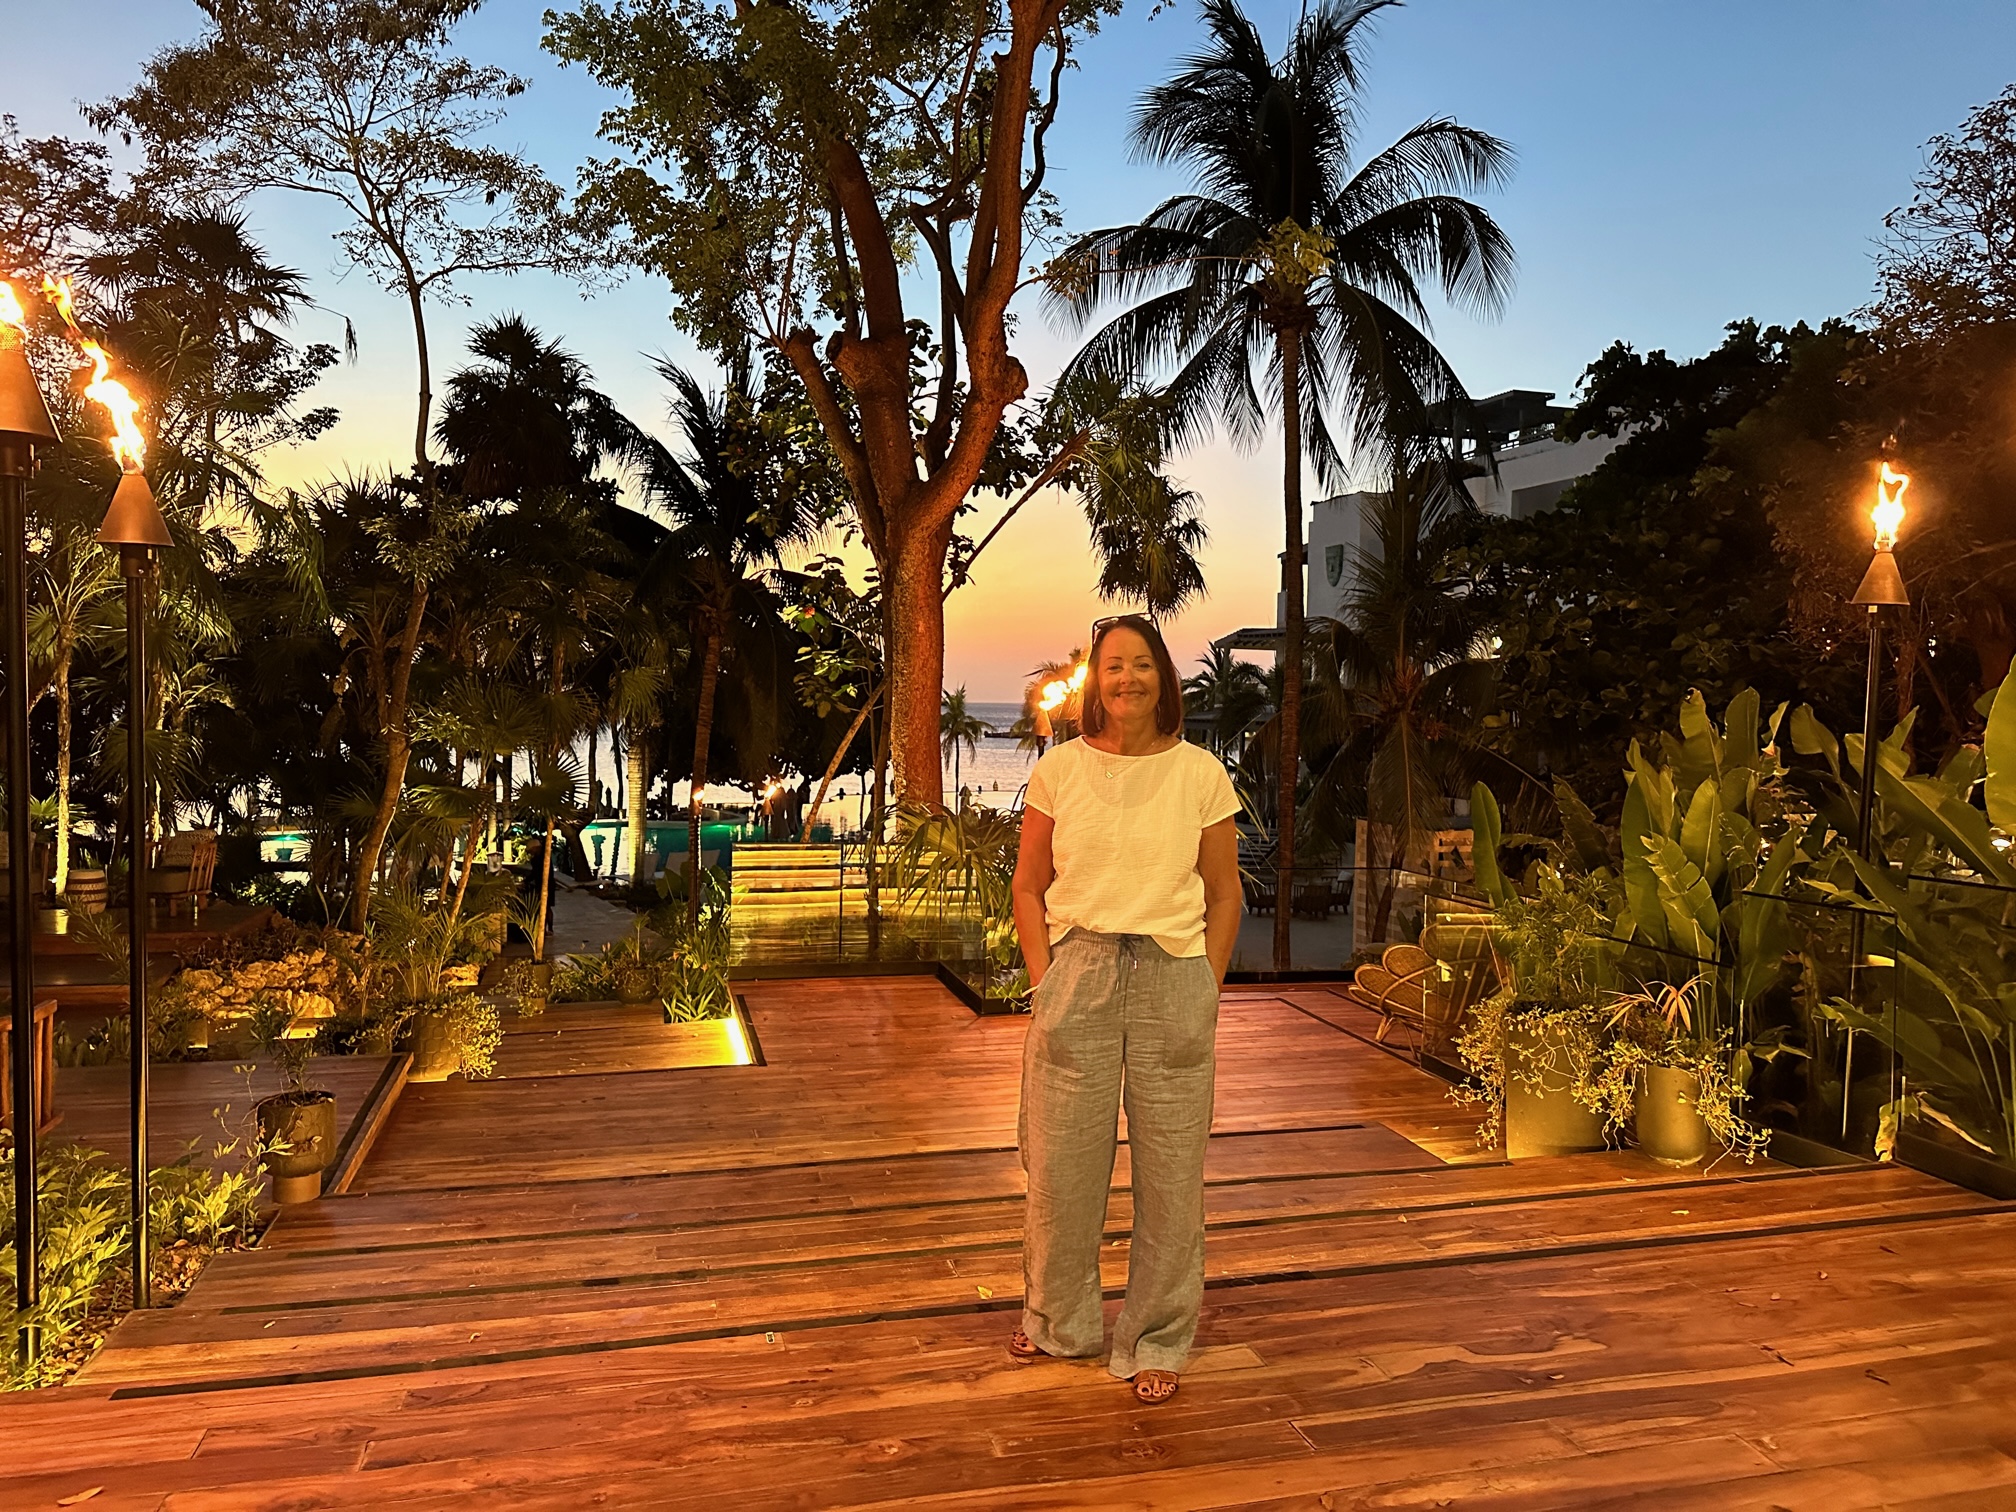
1018,928,1220,1378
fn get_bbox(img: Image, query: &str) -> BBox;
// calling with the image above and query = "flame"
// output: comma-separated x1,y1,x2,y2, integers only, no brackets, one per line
41,275,147,472
0,281,27,343
1872,461,1908,551
1037,661,1088,714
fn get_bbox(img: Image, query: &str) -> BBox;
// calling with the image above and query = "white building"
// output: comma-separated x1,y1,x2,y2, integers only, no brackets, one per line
1217,390,1623,652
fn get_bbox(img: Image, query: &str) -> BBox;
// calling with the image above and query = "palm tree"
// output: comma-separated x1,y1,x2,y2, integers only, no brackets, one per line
941,686,987,805
626,357,823,922
435,315,634,501
1184,644,1272,757
1052,0,1513,966
1297,462,1518,938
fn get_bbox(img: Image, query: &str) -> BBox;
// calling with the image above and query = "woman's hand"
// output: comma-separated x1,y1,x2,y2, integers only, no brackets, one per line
1197,817,1241,986
1014,807,1057,989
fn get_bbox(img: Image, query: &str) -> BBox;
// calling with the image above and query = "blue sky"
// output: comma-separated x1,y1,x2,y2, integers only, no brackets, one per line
6,0,2012,697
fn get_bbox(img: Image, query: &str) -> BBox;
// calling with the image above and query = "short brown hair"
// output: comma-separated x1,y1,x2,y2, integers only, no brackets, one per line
1080,614,1185,738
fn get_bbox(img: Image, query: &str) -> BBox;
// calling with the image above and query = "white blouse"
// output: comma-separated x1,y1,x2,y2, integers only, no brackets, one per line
1025,738,1242,958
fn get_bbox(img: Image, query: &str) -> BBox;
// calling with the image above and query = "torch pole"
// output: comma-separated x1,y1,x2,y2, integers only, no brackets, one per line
1854,604,1883,862
123,544,151,1308
2,440,38,1365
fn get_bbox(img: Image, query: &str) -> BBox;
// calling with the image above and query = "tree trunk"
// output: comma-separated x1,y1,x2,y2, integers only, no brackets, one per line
348,578,430,933
1274,327,1305,972
884,513,953,807
687,621,724,927
805,682,881,837
534,815,555,961
624,729,651,882
53,651,71,897
585,725,599,819
448,800,484,926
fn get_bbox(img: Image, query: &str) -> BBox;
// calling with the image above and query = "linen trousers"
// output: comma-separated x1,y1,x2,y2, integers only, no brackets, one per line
1018,928,1220,1378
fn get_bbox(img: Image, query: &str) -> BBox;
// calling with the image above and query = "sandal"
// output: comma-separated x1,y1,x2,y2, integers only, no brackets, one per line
1133,1369,1179,1404
1007,1329,1045,1361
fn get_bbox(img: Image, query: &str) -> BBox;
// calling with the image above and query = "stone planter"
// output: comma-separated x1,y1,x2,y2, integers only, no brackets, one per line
63,869,109,915
1634,1063,1711,1166
256,1091,337,1205
1504,1021,1606,1159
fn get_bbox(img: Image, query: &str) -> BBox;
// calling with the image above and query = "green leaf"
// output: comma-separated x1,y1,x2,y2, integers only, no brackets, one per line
1788,705,1841,779
1986,667,2016,836
1470,781,1510,906
1646,833,1718,971
1679,779,1724,887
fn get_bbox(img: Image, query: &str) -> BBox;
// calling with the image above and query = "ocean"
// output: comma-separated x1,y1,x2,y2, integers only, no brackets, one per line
941,700,1038,809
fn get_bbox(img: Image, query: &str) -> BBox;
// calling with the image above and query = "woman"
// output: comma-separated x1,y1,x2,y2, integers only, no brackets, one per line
1008,614,1244,1404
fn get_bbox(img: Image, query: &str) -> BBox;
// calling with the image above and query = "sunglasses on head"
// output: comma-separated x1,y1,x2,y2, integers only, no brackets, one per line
1089,613,1150,641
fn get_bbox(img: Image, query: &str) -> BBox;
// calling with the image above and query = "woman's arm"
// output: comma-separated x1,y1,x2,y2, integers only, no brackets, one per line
1013,807,1058,987
1198,817,1242,986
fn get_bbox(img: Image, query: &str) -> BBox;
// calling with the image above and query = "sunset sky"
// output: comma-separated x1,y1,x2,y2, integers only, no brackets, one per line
9,0,2016,699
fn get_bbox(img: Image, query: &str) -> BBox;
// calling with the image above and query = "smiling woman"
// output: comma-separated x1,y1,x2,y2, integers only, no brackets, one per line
1006,613,1245,1406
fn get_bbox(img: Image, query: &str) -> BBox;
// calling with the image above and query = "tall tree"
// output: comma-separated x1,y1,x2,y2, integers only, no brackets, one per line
1183,644,1271,757
626,358,823,921
546,0,1117,805
98,0,588,927
1050,0,1513,966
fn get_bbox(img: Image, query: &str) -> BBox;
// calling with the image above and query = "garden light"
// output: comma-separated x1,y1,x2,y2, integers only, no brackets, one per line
1871,461,1908,552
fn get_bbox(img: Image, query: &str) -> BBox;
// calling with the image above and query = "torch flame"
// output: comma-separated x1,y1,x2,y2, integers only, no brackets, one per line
41,275,147,472
0,281,27,343
1872,461,1908,552
1037,661,1088,714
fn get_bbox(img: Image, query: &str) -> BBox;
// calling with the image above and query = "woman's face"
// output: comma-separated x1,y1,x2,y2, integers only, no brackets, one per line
1096,627,1160,725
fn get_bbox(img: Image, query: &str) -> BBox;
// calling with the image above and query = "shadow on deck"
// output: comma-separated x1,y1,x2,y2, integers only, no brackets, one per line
4,978,2013,1509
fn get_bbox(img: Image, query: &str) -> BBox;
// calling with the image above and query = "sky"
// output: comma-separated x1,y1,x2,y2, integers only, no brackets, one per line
6,0,2015,700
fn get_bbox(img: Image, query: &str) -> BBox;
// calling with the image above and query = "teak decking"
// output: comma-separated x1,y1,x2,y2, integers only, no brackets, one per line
4,977,2014,1509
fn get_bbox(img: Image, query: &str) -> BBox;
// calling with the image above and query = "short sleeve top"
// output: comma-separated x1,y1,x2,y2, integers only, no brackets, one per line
1024,737,1242,957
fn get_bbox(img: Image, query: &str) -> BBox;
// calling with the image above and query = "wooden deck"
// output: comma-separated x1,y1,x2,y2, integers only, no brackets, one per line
3,977,2014,1508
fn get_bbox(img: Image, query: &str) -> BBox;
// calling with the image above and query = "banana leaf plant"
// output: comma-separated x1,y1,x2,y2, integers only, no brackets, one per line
1786,670,2016,1161
1612,689,1809,1051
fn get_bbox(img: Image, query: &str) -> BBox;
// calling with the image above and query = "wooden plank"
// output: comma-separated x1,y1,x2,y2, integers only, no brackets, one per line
323,1053,410,1196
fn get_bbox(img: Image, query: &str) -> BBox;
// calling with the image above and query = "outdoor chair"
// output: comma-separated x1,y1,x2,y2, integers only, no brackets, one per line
150,828,218,915
1345,943,1437,1045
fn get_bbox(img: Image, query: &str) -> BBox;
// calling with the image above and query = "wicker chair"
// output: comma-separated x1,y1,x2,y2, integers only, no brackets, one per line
1346,943,1437,1045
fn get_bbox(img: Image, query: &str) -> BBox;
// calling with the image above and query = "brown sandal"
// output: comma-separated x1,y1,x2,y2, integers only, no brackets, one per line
1133,1369,1179,1404
1007,1329,1044,1360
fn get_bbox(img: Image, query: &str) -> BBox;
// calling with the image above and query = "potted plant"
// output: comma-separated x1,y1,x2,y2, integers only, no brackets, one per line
1454,867,1619,1158
252,1011,337,1205
1596,977,1772,1166
405,991,502,1082
63,864,109,915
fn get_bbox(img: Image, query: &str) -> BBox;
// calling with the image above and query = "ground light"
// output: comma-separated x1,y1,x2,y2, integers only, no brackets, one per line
0,281,60,1364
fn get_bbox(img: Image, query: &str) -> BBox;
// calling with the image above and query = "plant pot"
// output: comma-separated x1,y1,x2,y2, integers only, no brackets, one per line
1634,1064,1711,1166
408,1013,461,1082
524,961,552,1010
1504,1022,1606,1159
63,869,109,915
615,967,653,1004
256,1090,337,1204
